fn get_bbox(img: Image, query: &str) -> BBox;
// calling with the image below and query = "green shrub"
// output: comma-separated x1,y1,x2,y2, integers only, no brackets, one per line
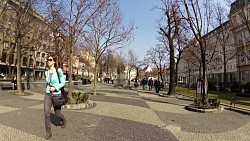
72,92,89,104
208,98,220,108
193,98,220,109
194,98,201,107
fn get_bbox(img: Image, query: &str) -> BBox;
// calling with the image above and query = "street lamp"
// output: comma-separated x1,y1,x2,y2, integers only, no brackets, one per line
27,47,34,90
80,63,86,84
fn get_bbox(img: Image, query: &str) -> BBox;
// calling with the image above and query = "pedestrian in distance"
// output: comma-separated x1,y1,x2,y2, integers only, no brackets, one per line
141,78,146,90
148,78,153,91
11,75,17,90
154,79,161,94
44,56,66,140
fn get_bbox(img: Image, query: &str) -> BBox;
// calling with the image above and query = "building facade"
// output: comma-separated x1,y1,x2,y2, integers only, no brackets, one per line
178,0,250,92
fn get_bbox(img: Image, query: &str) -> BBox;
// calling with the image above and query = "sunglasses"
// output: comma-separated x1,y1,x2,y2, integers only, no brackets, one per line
47,58,53,62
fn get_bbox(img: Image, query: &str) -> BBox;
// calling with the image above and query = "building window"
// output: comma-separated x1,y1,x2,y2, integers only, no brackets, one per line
232,16,238,26
241,71,246,82
1,52,7,63
9,54,14,64
239,12,245,23
3,42,9,50
23,57,27,66
241,57,245,62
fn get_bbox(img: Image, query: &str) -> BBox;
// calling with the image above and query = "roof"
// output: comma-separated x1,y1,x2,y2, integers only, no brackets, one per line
230,0,250,14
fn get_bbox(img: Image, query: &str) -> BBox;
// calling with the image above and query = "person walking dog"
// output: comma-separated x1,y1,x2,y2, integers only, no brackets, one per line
44,56,66,140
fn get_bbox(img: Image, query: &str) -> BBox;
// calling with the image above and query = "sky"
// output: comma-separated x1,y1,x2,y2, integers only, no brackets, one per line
120,0,161,60
119,0,230,60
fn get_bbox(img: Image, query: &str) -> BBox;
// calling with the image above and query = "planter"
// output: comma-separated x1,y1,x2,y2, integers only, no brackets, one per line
185,104,224,113
62,100,95,110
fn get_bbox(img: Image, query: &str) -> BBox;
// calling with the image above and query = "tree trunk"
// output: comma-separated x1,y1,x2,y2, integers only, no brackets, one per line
223,64,227,93
175,60,180,88
93,62,98,95
223,49,227,93
167,40,175,95
127,70,130,87
68,31,74,100
16,32,23,95
135,67,139,84
201,52,207,105
188,70,191,89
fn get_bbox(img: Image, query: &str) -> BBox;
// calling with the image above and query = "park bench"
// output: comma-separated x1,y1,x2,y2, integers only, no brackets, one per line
0,80,14,90
230,93,250,108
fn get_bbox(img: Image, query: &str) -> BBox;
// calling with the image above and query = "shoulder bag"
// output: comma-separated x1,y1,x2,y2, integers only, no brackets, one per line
51,68,68,107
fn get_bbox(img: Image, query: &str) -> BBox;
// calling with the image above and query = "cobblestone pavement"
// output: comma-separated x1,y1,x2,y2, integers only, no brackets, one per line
0,83,249,141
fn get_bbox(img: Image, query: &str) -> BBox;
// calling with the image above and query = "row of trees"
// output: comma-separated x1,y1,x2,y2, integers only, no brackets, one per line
152,0,240,106
0,0,134,100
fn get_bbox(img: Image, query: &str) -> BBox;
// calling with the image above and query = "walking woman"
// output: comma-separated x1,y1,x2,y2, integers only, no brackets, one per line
44,56,66,140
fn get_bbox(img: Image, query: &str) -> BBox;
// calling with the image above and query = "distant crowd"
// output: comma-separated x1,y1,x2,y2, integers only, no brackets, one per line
141,78,164,94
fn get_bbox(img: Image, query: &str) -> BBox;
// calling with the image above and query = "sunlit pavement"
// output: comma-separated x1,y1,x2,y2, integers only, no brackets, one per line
0,83,249,141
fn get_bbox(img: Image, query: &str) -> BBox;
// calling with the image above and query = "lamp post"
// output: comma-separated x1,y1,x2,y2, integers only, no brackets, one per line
27,47,34,90
80,63,85,84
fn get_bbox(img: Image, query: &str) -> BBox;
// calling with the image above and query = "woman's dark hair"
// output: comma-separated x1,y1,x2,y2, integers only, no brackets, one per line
48,55,58,68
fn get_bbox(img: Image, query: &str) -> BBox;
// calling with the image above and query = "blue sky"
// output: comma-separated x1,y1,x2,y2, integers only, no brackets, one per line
120,0,161,60
119,0,230,60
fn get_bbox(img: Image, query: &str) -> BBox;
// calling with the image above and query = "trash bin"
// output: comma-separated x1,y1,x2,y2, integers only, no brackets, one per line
82,79,87,85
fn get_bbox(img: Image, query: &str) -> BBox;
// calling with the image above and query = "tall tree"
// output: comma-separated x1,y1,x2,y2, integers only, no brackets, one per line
36,0,106,100
181,0,215,104
4,0,44,95
84,0,134,95
157,0,182,95
214,3,235,93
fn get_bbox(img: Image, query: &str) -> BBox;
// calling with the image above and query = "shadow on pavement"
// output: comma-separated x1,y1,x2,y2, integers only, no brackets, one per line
50,113,62,126
142,97,187,107
225,107,250,115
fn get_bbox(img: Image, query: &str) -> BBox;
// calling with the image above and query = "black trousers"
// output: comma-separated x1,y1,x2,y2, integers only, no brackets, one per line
155,87,160,93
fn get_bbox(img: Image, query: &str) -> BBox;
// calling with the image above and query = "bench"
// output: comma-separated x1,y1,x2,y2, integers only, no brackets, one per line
230,93,250,108
0,80,14,90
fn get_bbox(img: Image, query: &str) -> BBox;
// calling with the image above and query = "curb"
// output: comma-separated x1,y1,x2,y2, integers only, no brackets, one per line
177,93,250,112
185,105,225,113
62,100,95,110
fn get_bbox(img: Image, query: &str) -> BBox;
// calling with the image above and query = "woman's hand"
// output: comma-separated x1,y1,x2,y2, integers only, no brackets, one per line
50,86,57,92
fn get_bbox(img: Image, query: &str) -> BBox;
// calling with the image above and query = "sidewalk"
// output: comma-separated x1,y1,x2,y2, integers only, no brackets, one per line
0,84,249,141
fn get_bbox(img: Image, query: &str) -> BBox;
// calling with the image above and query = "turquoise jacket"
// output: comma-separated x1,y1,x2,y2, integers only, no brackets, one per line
45,68,65,95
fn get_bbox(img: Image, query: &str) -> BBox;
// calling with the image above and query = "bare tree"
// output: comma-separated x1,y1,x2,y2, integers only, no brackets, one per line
174,34,186,87
84,0,134,95
181,45,200,88
125,49,138,87
157,0,182,95
213,3,236,92
35,0,106,100
78,47,95,78
181,0,215,104
145,45,169,83
2,0,46,95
